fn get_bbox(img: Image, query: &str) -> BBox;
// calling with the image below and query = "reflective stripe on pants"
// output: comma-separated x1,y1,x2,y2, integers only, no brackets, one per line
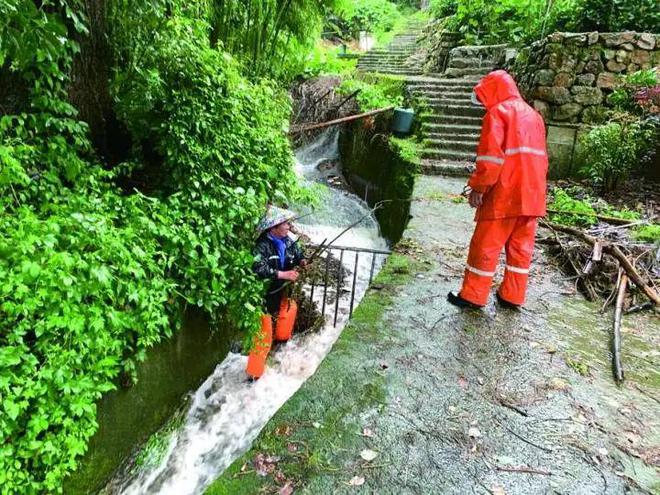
459,216,537,306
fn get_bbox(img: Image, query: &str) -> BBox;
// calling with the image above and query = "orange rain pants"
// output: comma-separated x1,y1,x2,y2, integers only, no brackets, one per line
459,216,537,307
246,298,297,379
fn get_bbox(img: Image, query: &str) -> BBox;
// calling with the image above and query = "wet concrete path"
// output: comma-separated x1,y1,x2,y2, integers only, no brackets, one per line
207,176,659,495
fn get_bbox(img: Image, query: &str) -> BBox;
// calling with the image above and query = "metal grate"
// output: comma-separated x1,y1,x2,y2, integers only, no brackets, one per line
304,245,391,327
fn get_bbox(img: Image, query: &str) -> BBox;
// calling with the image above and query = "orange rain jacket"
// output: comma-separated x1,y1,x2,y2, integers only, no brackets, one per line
468,70,548,221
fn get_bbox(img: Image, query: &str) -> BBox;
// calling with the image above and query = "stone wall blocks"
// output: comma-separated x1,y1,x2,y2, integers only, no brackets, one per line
554,72,575,87
614,49,629,62
553,103,583,121
627,63,640,73
575,73,596,86
535,86,572,105
603,49,616,60
535,69,556,86
585,59,605,74
636,33,656,50
587,32,600,45
533,100,551,119
606,59,627,72
596,72,617,89
621,42,635,52
571,86,603,105
631,49,650,65
600,32,635,47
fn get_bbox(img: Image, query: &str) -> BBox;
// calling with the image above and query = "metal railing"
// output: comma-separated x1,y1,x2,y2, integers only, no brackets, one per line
304,244,391,327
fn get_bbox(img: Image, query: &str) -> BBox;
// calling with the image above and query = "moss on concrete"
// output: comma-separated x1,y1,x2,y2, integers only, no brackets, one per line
339,115,418,244
205,253,429,494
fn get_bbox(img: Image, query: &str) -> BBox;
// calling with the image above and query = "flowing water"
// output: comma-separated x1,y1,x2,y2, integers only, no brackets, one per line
111,129,388,495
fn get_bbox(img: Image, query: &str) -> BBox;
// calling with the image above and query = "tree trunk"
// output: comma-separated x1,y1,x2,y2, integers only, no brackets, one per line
69,0,131,166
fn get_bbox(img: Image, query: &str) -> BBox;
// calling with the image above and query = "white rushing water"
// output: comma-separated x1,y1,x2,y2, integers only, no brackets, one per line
114,129,388,495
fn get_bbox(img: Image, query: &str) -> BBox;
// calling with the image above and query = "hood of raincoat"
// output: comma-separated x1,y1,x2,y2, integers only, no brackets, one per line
473,70,522,109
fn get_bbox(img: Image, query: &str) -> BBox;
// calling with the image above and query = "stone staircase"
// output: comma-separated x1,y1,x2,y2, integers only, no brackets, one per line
356,21,426,76
410,45,506,175
357,23,505,176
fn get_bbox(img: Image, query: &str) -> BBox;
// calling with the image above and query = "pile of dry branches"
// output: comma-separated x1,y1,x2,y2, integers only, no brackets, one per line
539,218,659,382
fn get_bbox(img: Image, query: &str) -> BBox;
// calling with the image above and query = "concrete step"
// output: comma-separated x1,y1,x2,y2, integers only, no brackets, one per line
420,159,473,177
421,148,476,161
423,138,477,153
421,113,483,126
422,123,482,137
425,131,480,141
410,89,474,99
357,67,423,76
407,79,479,89
425,103,485,117
425,97,473,106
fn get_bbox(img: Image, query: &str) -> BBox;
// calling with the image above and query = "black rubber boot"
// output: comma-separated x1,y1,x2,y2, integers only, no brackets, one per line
447,291,482,309
496,292,520,310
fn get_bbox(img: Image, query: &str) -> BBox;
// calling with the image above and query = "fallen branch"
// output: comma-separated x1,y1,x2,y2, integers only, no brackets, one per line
540,220,660,306
496,465,552,476
289,106,395,134
612,271,627,383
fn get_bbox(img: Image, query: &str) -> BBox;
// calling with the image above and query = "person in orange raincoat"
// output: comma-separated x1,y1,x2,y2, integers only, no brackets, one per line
448,70,548,309
246,206,306,381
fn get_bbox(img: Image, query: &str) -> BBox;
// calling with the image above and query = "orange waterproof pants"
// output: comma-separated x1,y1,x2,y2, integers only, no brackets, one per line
246,298,297,379
459,216,537,307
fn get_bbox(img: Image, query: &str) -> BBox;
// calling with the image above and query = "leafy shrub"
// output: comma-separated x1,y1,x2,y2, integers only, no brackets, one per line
302,41,357,78
609,69,660,115
0,4,308,493
633,224,660,243
578,121,653,192
563,0,660,33
430,0,660,45
548,188,598,226
390,136,421,164
429,0,459,19
337,75,405,111
334,0,401,36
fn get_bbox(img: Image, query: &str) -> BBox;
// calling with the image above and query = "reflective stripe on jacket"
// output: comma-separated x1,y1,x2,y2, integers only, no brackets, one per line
468,70,548,221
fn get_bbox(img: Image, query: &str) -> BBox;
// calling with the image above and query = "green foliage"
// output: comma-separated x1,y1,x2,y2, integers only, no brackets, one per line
633,224,660,243
434,0,552,45
609,69,660,115
0,1,309,493
562,0,660,33
548,188,598,226
549,188,645,227
337,74,405,112
430,0,659,45
578,121,654,192
389,136,421,165
429,0,458,19
302,41,357,78
334,0,402,36
206,0,332,80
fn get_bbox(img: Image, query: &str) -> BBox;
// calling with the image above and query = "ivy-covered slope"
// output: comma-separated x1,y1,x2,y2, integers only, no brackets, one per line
0,2,309,493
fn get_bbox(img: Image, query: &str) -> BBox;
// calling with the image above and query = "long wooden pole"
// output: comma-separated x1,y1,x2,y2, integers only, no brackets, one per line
612,271,627,383
289,106,395,134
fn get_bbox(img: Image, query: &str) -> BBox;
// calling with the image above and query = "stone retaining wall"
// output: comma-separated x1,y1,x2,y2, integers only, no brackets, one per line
511,31,659,178
513,31,660,124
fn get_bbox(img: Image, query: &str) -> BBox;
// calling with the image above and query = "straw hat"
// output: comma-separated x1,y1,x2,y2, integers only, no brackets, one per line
256,205,297,235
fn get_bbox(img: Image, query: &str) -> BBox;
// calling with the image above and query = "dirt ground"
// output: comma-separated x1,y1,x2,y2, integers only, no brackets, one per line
207,176,659,495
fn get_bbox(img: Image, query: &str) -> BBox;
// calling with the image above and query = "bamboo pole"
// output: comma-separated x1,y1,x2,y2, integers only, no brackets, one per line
289,106,395,134
612,271,627,383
